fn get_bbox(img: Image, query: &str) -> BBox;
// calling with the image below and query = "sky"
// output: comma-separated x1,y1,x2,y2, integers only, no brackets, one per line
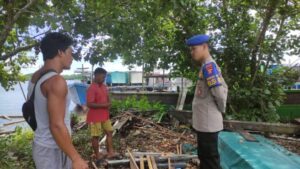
21,51,299,75
21,52,142,75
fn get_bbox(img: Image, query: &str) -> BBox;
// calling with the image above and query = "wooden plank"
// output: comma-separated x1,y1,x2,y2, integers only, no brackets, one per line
176,145,180,154
150,156,158,169
139,156,145,169
107,155,198,166
158,162,187,168
0,115,11,120
0,130,15,135
127,150,140,169
176,87,188,110
238,130,258,142
224,120,300,135
127,152,168,157
171,110,300,135
0,115,23,119
179,144,182,154
146,155,153,169
92,162,98,169
3,119,25,126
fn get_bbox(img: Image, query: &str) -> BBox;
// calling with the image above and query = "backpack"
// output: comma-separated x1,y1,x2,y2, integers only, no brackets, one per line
22,70,56,131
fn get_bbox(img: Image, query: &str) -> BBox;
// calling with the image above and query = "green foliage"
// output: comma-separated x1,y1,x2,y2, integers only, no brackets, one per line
227,66,299,122
63,74,83,80
110,96,168,122
0,127,35,169
1,0,300,122
72,128,93,160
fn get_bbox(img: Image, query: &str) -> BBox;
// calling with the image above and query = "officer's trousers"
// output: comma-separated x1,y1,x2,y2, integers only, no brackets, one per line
197,131,221,169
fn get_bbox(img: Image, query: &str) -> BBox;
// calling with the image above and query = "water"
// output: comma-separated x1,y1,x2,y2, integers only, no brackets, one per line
0,80,77,129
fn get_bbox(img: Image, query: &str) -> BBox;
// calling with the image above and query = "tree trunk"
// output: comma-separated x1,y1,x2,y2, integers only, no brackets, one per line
250,0,279,84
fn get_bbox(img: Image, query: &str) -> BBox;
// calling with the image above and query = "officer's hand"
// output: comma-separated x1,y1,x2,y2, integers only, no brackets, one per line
72,158,88,169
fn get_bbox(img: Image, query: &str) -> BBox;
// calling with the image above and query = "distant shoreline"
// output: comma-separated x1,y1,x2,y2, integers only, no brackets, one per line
23,73,83,81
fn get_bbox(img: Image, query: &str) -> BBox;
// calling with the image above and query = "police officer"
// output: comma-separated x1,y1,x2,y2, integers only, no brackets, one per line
186,34,228,169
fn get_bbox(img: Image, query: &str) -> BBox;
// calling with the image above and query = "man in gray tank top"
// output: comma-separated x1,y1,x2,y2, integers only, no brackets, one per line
31,32,88,169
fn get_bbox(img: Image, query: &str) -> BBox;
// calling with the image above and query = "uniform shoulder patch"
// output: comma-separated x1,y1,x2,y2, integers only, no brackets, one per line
202,62,222,88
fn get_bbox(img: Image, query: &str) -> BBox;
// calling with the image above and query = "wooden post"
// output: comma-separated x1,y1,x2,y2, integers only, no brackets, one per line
127,150,140,169
179,144,182,154
168,158,172,169
140,156,145,169
146,155,154,169
150,156,158,169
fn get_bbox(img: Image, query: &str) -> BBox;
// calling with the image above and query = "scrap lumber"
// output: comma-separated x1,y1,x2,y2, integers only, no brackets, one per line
3,119,25,126
92,162,98,169
0,129,15,135
157,162,187,169
146,155,154,169
127,152,172,157
224,120,300,135
0,115,11,120
238,130,258,142
179,144,182,154
74,122,86,131
127,150,140,169
171,110,300,135
0,115,23,119
150,156,158,169
139,156,145,169
134,126,195,143
107,155,198,166
168,158,171,169
99,117,130,145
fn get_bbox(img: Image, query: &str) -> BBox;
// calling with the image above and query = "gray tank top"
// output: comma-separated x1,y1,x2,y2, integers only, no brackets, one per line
33,72,72,148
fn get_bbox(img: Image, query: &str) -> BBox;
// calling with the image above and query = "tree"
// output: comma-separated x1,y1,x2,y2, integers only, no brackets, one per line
1,0,299,121
0,0,81,90
72,0,299,121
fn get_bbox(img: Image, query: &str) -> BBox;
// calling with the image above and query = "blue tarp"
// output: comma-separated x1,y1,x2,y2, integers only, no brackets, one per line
219,131,300,169
68,83,88,105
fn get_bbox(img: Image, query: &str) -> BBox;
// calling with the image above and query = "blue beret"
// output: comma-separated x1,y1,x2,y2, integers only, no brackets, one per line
186,34,210,46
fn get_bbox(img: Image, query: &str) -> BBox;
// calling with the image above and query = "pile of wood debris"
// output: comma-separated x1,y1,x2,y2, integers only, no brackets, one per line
80,112,199,169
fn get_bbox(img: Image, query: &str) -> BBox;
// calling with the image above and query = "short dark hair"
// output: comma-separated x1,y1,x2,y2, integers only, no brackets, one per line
94,68,107,75
40,32,73,61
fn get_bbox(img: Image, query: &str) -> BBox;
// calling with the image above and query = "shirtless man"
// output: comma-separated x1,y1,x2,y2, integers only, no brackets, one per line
30,32,88,169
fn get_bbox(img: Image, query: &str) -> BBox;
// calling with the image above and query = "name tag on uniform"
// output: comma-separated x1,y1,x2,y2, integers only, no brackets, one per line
202,62,222,88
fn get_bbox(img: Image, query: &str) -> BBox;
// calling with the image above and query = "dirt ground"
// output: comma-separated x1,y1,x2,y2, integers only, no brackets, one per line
269,136,300,155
